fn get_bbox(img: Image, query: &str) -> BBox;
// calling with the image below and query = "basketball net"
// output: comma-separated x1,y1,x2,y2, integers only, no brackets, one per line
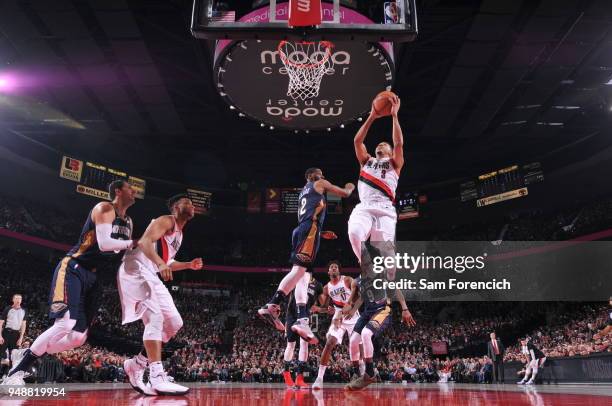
278,41,334,101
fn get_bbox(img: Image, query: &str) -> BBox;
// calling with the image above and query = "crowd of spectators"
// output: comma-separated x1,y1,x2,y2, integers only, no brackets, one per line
504,303,611,361
2,194,612,267
0,194,611,384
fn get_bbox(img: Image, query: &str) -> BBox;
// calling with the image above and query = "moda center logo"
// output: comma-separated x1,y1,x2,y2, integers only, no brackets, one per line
260,48,351,119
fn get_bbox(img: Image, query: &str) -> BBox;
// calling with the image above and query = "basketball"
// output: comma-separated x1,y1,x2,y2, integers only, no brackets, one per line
372,90,396,116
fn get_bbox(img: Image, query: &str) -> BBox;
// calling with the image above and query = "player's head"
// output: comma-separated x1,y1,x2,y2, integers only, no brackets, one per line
12,293,22,306
327,260,341,281
167,193,195,220
490,332,496,339
108,179,136,206
375,142,392,158
305,167,324,182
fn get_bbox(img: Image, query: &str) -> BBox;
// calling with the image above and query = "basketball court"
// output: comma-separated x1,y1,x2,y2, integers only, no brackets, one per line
2,383,612,405
0,0,611,404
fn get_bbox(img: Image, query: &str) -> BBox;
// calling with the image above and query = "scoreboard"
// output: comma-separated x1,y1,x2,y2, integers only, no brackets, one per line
280,188,301,213
263,187,343,214
460,162,544,207
60,156,146,200
397,191,419,220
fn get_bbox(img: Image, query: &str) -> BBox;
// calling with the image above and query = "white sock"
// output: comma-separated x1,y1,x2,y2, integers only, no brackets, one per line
317,365,327,380
149,361,164,377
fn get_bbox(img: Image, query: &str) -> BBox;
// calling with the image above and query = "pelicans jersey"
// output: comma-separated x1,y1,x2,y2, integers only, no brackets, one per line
67,209,133,270
297,180,327,226
290,181,327,267
49,205,132,332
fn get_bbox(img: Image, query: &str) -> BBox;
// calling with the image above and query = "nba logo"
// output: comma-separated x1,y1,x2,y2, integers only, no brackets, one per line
384,1,399,24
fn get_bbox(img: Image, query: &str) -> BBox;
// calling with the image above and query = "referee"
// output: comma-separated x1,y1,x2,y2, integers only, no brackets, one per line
0,294,27,367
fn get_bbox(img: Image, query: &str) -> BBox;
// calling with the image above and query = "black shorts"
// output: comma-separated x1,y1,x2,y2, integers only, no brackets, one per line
48,257,101,333
353,303,392,336
289,220,321,267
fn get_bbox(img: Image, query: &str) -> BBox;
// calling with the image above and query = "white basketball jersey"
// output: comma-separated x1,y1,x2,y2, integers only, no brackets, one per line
327,276,359,323
358,157,398,204
327,276,351,308
124,216,183,270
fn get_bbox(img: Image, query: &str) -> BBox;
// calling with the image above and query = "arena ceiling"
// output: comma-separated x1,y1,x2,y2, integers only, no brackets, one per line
1,0,612,190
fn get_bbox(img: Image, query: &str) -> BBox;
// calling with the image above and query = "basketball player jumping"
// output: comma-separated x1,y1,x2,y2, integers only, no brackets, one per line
2,180,137,386
282,271,324,389
348,94,402,270
313,260,360,390
258,168,354,344
118,194,203,396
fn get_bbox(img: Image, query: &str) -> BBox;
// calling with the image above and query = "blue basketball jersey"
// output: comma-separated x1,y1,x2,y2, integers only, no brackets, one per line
66,207,132,269
297,181,327,225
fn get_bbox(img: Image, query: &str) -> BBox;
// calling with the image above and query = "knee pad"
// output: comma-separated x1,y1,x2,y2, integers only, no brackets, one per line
143,311,164,341
162,314,183,342
361,327,373,341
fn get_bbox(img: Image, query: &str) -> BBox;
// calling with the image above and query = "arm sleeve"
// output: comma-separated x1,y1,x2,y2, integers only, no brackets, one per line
95,223,133,252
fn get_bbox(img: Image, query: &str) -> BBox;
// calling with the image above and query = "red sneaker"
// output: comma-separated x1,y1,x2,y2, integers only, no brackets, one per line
283,371,295,387
294,374,308,388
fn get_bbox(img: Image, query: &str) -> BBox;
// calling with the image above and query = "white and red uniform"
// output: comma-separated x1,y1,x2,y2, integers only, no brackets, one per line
117,217,183,342
348,157,398,261
326,276,359,344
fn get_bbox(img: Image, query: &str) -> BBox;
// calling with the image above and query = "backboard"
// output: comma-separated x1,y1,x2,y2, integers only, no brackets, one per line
192,1,418,130
191,0,418,42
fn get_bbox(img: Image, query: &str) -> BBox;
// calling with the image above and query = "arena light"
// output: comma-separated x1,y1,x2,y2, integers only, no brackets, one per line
0,75,16,93
260,123,265,127
340,124,345,128
357,117,363,122
269,125,274,130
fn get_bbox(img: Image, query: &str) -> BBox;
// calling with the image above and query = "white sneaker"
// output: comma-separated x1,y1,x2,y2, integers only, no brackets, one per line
526,379,535,385
124,358,156,396
149,371,189,395
312,377,324,390
291,320,319,345
1,370,27,386
517,380,526,385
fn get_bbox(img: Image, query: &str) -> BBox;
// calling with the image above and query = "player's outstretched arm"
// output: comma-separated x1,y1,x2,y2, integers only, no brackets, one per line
395,288,416,326
316,179,355,198
92,202,134,252
138,215,175,281
354,110,377,166
390,95,404,173
169,258,203,272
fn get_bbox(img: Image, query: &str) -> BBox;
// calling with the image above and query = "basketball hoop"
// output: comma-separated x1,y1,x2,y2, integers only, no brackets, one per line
278,40,334,101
